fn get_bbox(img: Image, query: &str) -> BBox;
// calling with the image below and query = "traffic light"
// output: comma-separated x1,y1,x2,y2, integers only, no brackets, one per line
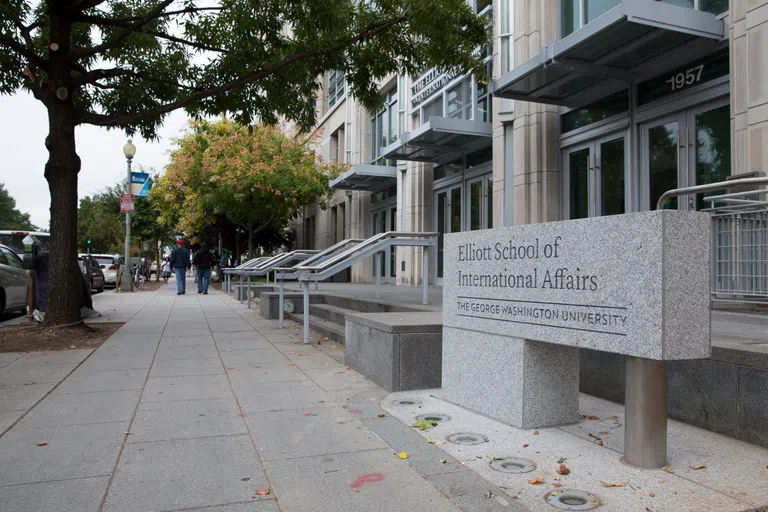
87,239,91,246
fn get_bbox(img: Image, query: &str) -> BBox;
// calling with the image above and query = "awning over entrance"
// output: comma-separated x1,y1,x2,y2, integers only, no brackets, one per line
493,0,725,108
329,164,397,192
381,117,492,163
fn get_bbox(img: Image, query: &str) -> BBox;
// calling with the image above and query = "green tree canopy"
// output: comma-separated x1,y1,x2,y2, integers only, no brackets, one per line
0,182,39,231
0,0,489,325
151,119,342,256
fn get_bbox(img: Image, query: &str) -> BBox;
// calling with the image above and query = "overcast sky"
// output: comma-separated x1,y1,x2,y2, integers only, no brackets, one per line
0,92,190,230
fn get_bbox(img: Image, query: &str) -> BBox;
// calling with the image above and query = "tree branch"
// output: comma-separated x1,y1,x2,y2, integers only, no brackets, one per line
252,210,278,237
71,0,175,59
142,30,228,53
74,6,223,27
74,66,204,92
79,15,408,128
0,32,46,68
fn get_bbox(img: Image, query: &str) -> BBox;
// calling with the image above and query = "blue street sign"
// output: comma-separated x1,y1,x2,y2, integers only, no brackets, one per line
130,171,150,198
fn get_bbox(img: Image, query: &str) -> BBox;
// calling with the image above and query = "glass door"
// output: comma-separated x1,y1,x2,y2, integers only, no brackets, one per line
563,134,626,219
644,116,683,210
467,176,493,231
642,101,730,210
687,103,730,210
435,185,462,283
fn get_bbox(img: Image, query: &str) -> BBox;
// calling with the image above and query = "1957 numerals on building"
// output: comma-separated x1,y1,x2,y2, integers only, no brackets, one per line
666,64,705,91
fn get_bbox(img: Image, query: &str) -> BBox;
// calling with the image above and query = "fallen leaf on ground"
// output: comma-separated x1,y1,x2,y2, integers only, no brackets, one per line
484,491,493,498
440,459,447,464
397,451,408,459
553,476,560,481
533,430,539,435
431,440,446,446
661,465,674,473
528,477,544,485
690,464,707,470
600,481,628,487
552,482,562,488
599,431,610,435
36,442,48,447
580,414,600,420
649,492,655,497
522,443,529,448
254,488,271,496
557,457,567,464
487,455,504,460
352,489,360,493
550,491,558,497
24,381,35,385
556,464,570,475
377,413,386,418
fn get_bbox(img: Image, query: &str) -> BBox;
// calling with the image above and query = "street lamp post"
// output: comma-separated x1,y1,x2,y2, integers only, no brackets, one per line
120,139,136,292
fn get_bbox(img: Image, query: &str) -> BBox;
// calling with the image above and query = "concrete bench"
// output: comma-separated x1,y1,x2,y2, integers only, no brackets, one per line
345,311,443,392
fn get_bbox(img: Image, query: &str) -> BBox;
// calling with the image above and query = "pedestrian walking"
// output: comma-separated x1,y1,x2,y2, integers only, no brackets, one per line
161,257,171,284
169,239,191,295
193,242,214,294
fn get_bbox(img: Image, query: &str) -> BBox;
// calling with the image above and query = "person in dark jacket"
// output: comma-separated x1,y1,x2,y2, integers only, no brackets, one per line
193,242,214,294
169,239,191,295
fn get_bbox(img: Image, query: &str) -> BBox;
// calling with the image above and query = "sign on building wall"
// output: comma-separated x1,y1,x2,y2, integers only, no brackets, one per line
443,210,711,360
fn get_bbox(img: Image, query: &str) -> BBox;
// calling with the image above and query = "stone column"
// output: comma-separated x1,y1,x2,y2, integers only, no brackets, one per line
512,0,560,224
730,0,768,176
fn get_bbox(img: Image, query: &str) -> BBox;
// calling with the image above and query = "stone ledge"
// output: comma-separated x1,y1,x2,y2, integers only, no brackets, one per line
342,312,443,334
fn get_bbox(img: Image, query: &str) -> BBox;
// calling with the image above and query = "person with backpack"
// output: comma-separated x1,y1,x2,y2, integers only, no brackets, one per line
193,242,214,294
169,239,191,295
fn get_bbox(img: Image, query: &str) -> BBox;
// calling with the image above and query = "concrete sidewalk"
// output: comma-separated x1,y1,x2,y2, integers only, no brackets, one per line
0,284,522,512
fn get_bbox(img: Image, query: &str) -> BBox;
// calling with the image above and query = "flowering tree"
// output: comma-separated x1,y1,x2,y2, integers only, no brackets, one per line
152,119,341,255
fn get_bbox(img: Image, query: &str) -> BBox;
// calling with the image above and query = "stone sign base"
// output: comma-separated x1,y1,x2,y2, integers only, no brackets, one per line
441,326,579,428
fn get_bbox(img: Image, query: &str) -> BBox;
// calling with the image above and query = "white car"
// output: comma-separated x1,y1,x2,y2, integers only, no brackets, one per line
90,253,120,287
0,243,27,316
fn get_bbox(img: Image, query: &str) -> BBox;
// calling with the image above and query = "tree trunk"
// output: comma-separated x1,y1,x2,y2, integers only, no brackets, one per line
235,228,241,264
43,103,82,326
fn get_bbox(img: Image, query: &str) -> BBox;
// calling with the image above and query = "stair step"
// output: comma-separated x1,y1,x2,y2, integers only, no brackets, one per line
309,303,358,324
286,312,345,344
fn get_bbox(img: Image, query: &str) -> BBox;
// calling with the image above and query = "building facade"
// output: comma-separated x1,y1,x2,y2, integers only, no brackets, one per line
295,0,768,289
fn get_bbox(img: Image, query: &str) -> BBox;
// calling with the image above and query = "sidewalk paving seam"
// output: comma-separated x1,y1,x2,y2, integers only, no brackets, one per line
207,293,285,512
164,498,279,512
0,473,112,488
97,292,167,512
0,349,98,438
259,446,391,463
126,432,249,445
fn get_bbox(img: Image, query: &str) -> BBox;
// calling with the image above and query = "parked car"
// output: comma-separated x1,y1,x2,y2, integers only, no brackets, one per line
0,230,51,257
78,254,105,293
90,253,120,287
0,243,27,316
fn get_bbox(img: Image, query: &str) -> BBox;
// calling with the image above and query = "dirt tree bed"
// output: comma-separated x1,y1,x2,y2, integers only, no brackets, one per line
0,322,123,353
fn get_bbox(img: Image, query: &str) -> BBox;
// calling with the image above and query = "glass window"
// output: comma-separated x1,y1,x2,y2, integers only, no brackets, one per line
470,181,482,230
600,137,625,216
437,192,447,278
695,105,731,209
569,148,590,219
328,70,345,109
434,158,463,181
648,122,680,210
638,50,729,106
561,0,580,37
700,0,728,13
422,97,443,122
487,178,494,229
451,188,462,233
561,90,628,133
371,82,399,165
585,0,619,23
0,249,8,266
447,79,471,120
477,0,491,12
2,248,23,269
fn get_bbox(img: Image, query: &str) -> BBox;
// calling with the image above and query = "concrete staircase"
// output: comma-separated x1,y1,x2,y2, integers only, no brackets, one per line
286,295,430,344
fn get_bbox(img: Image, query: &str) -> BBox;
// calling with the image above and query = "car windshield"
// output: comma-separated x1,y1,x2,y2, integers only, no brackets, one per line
0,233,50,255
94,257,114,266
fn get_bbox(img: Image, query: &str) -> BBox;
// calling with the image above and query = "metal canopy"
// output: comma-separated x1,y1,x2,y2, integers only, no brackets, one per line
381,117,492,163
329,164,397,191
493,0,725,108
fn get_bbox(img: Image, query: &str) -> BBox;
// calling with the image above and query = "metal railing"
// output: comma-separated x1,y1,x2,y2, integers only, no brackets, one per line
222,250,318,306
274,231,438,344
657,176,768,303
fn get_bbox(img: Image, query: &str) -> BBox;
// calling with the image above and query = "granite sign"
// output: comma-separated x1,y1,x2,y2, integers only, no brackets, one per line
443,210,711,360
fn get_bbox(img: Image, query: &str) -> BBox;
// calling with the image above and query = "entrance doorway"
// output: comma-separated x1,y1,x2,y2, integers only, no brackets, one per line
372,204,397,282
643,101,730,210
563,134,626,219
435,186,462,283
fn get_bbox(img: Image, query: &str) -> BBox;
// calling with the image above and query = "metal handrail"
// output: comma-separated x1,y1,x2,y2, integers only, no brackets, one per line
295,231,439,271
656,177,768,210
295,238,365,268
238,250,318,275
222,256,271,274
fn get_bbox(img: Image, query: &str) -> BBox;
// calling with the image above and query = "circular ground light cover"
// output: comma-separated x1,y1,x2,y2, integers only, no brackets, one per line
544,489,602,511
446,432,488,445
391,399,422,406
489,457,536,474
415,413,451,423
